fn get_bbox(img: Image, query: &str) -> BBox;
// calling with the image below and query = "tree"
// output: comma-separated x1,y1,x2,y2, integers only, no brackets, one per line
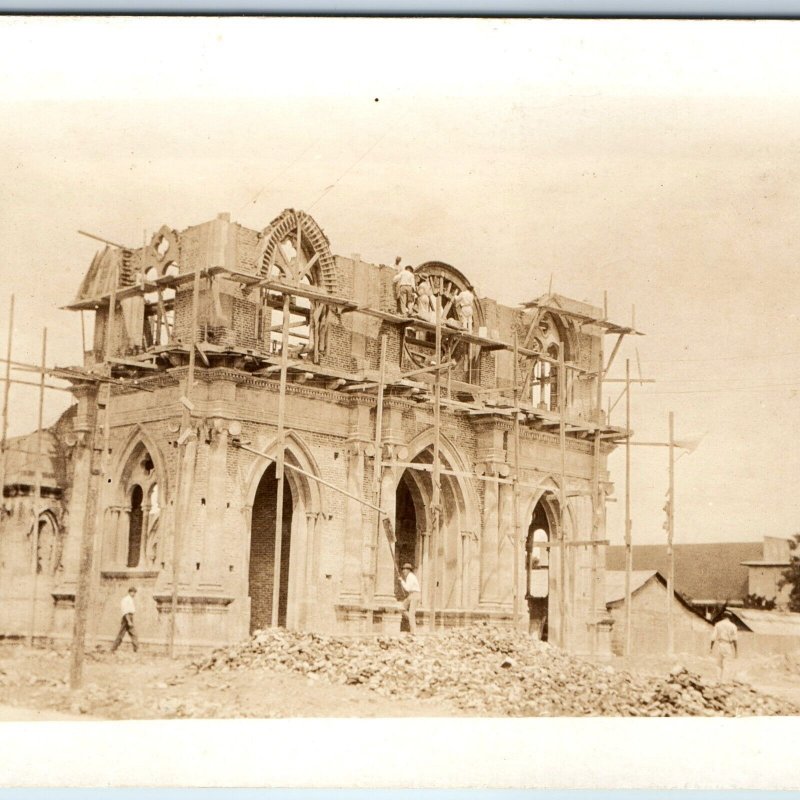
778,532,800,613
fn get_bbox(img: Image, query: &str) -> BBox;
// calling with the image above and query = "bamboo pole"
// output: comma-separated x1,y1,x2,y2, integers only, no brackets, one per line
271,293,292,628
430,295,442,631
512,332,522,628
667,411,675,656
624,359,633,657
558,342,568,649
168,257,202,657
28,328,47,645
0,295,14,507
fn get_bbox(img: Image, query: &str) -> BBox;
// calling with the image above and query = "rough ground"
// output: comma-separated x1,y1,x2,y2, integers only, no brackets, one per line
1,624,798,719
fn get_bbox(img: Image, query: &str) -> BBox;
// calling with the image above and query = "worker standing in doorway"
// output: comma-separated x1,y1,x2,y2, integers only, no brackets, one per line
710,610,738,681
399,563,420,634
111,587,139,653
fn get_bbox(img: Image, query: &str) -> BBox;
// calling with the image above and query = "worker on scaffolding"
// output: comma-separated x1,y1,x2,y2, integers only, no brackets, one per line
415,273,435,323
393,265,416,316
455,285,475,332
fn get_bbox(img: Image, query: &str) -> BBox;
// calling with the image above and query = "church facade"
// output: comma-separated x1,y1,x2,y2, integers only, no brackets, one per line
0,209,623,652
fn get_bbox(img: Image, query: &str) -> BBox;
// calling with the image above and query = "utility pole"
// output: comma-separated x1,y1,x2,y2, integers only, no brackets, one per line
666,411,675,656
623,358,633,657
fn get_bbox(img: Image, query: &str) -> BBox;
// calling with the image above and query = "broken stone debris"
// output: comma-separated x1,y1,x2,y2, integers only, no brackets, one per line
189,624,796,717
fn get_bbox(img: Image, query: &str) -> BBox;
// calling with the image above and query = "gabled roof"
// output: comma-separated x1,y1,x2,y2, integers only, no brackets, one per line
729,609,800,636
604,569,711,623
604,570,658,604
606,542,762,604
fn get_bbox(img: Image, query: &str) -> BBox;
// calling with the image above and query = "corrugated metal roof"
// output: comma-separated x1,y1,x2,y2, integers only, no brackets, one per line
730,609,800,637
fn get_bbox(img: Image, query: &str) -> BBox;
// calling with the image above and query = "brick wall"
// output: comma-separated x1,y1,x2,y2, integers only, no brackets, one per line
249,465,292,630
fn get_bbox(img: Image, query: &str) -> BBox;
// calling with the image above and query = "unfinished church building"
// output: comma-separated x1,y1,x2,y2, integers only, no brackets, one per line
0,209,635,653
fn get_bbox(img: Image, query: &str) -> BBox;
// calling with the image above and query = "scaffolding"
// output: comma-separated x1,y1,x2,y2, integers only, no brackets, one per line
0,221,647,686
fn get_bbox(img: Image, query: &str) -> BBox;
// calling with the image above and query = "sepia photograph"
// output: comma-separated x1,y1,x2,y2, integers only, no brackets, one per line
1,16,800,769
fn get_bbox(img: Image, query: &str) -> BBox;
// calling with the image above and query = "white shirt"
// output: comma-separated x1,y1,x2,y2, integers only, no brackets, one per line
393,270,415,288
121,594,136,616
400,571,420,593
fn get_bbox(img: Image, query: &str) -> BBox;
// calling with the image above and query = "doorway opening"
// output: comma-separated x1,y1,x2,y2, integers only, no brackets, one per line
526,497,553,641
249,462,293,632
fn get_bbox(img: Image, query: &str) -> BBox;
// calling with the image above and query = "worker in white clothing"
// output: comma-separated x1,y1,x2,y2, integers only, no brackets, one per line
111,586,139,653
393,266,416,316
455,286,475,332
710,610,738,681
399,563,420,634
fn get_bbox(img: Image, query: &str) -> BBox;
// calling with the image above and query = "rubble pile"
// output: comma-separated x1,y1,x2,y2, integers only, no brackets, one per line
189,624,797,716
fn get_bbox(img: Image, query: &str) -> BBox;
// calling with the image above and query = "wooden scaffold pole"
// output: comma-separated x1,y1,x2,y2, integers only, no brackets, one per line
271,292,292,628
371,334,389,614
0,295,14,507
589,331,604,655
168,256,202,657
430,293,443,631
512,331,522,629
70,260,118,688
28,328,47,645
558,341,568,649
623,358,633,656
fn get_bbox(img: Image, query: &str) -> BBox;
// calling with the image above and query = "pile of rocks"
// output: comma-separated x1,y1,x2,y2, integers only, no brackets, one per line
189,624,797,716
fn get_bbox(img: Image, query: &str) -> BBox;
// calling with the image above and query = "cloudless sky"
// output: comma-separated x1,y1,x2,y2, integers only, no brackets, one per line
1,17,799,545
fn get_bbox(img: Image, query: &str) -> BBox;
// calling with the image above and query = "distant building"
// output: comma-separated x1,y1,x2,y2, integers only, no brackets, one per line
740,536,795,609
607,538,797,616
606,542,761,615
604,570,710,656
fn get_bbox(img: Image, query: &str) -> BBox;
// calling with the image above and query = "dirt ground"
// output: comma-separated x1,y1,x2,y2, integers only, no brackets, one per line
0,643,459,720
1,641,798,720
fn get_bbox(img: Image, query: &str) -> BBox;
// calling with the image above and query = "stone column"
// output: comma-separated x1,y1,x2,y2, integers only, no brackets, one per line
497,483,514,606
479,467,500,605
196,426,227,591
375,466,397,601
340,443,366,601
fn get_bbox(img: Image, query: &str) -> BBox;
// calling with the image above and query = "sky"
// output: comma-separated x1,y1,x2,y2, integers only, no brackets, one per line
1,16,799,545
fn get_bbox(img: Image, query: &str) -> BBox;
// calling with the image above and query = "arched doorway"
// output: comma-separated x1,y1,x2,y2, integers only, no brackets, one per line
249,462,293,631
526,495,556,640
390,442,472,624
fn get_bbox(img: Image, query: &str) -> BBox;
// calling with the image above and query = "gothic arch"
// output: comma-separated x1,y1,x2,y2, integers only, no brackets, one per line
254,209,339,295
243,430,324,516
113,425,170,500
415,261,484,330
401,428,480,534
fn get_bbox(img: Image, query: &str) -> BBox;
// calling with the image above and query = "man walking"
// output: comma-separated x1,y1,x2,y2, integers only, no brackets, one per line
710,610,738,681
399,563,420,634
111,586,139,653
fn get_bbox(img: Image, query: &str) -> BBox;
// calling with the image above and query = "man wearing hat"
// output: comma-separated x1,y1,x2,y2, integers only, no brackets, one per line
399,563,420,634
